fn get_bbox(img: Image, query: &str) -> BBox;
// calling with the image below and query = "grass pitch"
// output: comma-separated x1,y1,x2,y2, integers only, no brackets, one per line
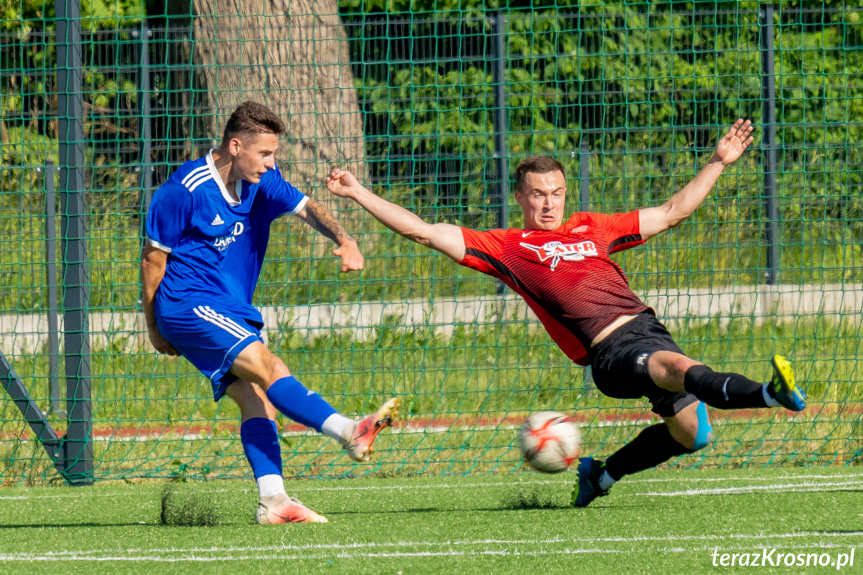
0,466,861,574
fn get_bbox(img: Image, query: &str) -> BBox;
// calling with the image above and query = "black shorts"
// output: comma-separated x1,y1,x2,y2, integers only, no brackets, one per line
589,312,698,418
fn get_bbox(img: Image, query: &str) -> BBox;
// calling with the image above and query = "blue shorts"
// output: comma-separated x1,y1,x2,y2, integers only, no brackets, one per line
156,304,264,401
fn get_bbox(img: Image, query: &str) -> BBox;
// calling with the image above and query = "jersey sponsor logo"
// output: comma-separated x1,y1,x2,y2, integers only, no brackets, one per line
211,213,225,226
213,222,245,251
519,239,598,271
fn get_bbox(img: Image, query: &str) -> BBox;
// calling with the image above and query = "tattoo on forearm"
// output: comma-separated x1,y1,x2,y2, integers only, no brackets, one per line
303,199,354,245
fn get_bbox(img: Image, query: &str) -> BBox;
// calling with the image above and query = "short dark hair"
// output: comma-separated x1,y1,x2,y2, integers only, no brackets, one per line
515,156,566,192
221,101,286,144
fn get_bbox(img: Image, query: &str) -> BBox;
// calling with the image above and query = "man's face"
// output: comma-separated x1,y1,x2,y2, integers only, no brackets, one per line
229,132,278,184
514,170,567,230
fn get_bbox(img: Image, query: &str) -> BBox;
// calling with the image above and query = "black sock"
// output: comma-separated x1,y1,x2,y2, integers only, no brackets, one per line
683,365,767,410
604,423,692,481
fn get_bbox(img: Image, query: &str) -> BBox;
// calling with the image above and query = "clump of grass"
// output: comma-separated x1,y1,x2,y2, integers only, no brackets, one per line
501,480,568,510
159,484,223,527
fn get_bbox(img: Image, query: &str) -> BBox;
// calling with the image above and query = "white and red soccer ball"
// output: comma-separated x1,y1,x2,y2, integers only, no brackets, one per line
519,411,581,473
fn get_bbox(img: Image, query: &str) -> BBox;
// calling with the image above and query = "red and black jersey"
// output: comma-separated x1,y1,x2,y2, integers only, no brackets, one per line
459,211,649,366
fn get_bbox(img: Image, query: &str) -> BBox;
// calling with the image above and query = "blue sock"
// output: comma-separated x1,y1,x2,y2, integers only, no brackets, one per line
239,418,282,479
265,376,337,432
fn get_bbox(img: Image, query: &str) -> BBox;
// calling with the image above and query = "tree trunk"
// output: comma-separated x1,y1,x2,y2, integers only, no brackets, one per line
191,0,366,223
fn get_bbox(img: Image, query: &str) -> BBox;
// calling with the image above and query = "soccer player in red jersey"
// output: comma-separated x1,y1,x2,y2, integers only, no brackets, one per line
325,119,805,507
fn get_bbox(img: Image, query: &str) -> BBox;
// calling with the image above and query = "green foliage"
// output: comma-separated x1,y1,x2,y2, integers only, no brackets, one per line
0,4,860,311
0,126,55,171
0,1,143,117
341,3,861,246
0,1,50,35
0,0,142,31
81,0,144,30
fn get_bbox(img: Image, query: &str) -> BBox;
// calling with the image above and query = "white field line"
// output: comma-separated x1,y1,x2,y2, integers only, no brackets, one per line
1,539,860,563
13,530,863,556
625,473,863,484
630,479,863,497
3,473,863,500
291,473,863,492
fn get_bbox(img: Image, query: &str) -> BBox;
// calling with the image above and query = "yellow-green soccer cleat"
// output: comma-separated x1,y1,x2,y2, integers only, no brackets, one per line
768,355,806,412
343,397,401,462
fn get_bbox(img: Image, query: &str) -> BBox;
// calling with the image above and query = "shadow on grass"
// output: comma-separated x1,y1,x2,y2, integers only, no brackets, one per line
0,522,151,529
500,483,569,510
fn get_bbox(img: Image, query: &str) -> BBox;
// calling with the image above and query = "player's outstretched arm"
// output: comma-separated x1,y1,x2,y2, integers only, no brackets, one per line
326,168,467,262
639,119,754,240
295,199,364,273
140,244,180,356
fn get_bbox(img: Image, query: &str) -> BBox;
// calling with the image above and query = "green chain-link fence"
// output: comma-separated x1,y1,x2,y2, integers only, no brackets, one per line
0,1,860,485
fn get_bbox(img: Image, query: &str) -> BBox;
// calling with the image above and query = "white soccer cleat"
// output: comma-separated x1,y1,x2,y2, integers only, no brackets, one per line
343,397,400,462
255,496,328,524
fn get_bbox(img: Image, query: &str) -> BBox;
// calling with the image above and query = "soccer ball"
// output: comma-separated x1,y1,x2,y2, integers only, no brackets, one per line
519,411,581,473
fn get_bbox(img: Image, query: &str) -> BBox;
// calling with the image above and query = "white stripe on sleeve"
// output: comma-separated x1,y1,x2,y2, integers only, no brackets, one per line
148,239,173,253
181,166,209,187
187,174,213,192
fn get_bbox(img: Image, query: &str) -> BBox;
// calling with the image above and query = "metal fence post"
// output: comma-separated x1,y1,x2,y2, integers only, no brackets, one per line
56,0,93,485
578,141,593,385
760,4,780,285
492,11,509,230
44,160,62,416
135,23,155,348
136,23,154,222
492,11,509,295
579,140,590,212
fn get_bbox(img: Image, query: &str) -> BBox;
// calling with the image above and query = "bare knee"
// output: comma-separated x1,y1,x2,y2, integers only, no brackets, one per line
665,402,713,451
230,342,292,387
649,352,702,391
261,353,289,383
225,380,277,421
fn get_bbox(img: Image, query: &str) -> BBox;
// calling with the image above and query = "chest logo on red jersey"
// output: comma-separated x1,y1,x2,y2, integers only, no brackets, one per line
519,240,598,271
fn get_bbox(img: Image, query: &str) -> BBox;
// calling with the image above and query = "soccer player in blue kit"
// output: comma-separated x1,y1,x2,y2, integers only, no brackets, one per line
141,102,400,524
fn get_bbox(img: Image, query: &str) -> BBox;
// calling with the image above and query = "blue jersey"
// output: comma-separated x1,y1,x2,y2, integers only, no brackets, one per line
146,151,308,323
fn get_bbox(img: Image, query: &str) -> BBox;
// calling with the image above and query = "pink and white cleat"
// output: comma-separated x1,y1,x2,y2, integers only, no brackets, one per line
255,496,328,524
343,397,400,462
